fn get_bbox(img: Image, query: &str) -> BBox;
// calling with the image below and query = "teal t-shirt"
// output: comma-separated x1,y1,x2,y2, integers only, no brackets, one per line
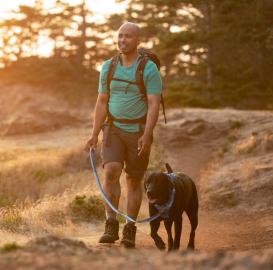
98,55,163,132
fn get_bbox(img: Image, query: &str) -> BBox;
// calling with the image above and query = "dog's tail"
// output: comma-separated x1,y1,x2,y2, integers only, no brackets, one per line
165,163,173,174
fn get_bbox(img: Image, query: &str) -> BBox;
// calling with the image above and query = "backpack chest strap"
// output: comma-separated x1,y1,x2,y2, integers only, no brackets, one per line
111,77,139,85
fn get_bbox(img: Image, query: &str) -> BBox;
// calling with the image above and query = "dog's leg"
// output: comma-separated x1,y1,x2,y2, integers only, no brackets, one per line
173,215,182,250
185,202,198,250
150,218,165,250
164,219,174,252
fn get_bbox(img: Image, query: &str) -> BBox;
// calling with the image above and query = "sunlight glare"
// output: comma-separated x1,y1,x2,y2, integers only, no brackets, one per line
0,0,127,20
0,0,127,57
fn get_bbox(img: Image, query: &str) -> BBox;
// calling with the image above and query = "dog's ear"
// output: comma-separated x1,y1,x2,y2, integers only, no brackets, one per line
165,163,173,174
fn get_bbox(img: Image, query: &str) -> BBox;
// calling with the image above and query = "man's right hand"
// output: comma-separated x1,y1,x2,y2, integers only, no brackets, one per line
84,136,98,152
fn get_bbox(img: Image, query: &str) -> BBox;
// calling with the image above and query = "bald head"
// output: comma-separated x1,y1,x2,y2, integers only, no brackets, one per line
117,22,140,55
118,22,140,38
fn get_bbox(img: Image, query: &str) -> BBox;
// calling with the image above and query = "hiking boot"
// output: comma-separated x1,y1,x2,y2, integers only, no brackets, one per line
120,223,137,248
99,219,119,243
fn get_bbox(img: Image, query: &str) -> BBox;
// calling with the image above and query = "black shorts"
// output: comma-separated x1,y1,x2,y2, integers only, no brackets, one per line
101,123,151,179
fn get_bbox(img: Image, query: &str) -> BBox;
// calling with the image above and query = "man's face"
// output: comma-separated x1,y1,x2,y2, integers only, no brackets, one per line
117,26,139,55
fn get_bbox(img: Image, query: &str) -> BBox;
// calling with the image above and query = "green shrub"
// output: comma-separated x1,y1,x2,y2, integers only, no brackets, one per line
68,195,105,222
229,120,244,130
0,242,20,252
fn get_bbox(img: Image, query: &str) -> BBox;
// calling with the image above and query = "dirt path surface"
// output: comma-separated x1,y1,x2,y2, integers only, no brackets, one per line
157,109,273,252
0,106,273,269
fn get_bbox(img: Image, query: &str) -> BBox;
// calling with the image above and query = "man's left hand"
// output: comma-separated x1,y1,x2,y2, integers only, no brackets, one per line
138,133,152,156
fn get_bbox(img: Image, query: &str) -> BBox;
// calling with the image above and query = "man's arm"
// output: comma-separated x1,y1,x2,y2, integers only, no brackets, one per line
138,94,161,156
85,92,109,150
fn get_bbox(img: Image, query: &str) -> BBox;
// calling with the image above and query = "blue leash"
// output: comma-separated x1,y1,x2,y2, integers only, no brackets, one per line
89,148,174,224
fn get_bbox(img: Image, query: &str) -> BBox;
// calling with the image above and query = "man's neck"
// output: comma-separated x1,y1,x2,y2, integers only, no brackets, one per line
121,50,138,67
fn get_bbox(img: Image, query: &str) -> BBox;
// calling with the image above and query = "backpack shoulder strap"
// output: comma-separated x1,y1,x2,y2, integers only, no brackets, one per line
136,55,167,124
136,55,149,98
107,54,120,94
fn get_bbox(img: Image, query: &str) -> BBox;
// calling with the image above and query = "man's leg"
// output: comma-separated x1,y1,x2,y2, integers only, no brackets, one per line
99,161,123,243
103,162,123,218
120,174,142,248
126,174,143,220
119,129,150,248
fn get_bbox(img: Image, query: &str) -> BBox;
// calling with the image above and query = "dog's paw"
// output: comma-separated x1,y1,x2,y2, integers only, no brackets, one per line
155,239,166,250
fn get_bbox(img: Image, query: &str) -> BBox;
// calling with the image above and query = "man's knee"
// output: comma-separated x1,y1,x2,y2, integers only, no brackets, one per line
126,174,143,189
104,162,123,182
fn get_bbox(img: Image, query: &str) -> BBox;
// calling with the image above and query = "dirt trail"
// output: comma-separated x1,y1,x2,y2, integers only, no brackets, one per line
156,108,273,252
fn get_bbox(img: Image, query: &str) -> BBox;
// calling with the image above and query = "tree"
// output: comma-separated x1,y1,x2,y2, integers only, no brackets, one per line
0,3,44,66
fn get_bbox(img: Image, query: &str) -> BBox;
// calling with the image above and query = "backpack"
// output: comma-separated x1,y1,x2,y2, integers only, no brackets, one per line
106,48,167,125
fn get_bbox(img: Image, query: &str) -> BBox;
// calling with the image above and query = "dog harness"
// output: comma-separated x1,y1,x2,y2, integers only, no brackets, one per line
154,173,176,219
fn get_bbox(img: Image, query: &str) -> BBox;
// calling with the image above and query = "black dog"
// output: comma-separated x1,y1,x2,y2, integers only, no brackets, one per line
144,164,198,251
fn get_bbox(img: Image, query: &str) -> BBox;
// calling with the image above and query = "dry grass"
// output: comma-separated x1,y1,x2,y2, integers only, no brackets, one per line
261,133,273,152
238,160,257,182
0,146,93,205
0,188,102,237
0,207,25,232
0,140,105,238
236,132,273,155
236,134,260,154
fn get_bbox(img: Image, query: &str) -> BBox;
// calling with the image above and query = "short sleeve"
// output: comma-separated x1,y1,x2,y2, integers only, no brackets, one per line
143,61,163,95
98,60,111,93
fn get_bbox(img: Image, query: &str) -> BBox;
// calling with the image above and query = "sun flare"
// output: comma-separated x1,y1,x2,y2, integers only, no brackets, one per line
0,0,127,20
0,0,126,57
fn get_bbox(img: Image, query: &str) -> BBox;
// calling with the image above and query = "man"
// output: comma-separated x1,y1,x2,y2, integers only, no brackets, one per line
85,22,162,248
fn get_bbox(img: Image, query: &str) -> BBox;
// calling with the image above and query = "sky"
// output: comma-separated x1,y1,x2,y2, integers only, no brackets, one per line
0,0,127,21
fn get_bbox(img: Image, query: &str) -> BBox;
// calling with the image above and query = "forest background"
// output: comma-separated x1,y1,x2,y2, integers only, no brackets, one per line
0,0,273,109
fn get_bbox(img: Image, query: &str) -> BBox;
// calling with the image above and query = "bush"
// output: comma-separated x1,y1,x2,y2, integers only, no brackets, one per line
68,195,105,222
0,242,21,252
229,120,244,130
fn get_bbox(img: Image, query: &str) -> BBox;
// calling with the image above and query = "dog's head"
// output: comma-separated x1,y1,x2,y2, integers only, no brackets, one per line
144,172,174,205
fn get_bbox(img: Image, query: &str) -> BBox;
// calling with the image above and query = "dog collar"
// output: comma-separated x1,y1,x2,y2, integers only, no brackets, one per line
154,173,176,219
